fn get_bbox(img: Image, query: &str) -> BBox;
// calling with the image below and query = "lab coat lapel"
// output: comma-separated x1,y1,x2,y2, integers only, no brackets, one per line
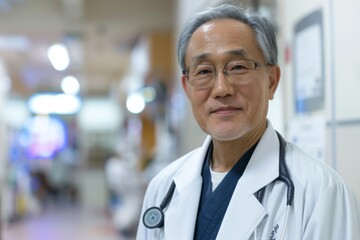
164,177,202,239
217,193,267,239
217,124,280,239
164,137,211,239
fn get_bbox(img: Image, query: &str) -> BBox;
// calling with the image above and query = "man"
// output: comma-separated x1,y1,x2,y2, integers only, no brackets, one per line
137,3,360,240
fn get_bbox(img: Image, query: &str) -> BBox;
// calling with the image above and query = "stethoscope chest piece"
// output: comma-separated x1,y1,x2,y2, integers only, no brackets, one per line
143,206,164,228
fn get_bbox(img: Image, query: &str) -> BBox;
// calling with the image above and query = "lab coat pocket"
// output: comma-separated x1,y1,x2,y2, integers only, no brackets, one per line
254,209,288,240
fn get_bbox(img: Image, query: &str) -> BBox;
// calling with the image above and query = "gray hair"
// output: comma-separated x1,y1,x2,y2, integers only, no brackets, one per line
177,3,278,70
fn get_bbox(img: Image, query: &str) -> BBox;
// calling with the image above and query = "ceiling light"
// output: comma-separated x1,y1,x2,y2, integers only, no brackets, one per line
61,75,80,95
126,92,145,114
142,87,156,102
28,93,81,115
0,35,30,51
47,43,70,71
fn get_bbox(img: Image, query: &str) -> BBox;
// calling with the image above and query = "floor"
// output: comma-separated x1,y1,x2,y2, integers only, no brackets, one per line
2,207,125,240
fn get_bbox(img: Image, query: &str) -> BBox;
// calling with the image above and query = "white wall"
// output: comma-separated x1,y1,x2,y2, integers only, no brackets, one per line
75,169,108,209
280,0,360,199
0,58,10,223
331,0,360,198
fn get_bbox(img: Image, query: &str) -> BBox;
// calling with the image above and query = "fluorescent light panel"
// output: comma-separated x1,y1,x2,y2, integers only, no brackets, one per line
28,93,81,115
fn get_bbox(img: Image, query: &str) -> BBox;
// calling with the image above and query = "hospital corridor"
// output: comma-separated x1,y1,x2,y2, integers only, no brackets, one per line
1,0,360,239
3,207,119,240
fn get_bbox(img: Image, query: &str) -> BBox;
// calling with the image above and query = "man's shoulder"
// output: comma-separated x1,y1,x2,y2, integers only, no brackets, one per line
286,142,347,191
147,148,202,189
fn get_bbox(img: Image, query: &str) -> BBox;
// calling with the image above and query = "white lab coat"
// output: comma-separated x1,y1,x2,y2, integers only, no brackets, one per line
136,122,360,240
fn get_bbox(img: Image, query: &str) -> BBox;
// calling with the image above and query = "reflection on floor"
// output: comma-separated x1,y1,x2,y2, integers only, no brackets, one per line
3,207,123,240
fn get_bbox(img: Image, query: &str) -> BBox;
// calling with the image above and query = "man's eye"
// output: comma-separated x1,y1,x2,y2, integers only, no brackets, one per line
193,66,213,76
196,69,212,75
231,64,248,70
229,61,252,74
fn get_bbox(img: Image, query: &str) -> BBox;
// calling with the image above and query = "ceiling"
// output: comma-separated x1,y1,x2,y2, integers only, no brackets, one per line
0,0,175,99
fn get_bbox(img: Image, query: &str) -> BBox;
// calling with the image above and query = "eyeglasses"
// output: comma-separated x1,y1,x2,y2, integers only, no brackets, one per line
182,59,269,89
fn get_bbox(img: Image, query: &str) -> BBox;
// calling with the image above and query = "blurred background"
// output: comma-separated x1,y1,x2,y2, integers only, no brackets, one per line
0,0,359,239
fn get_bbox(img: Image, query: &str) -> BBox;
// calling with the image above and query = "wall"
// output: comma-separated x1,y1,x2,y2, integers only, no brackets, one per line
280,0,360,199
328,0,360,199
332,1,360,120
75,169,108,209
0,59,10,225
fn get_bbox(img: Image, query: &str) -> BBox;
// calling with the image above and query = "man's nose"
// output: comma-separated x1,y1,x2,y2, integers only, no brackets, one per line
211,69,235,97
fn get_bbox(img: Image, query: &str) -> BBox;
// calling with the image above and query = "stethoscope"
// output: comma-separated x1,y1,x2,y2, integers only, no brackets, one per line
142,132,295,239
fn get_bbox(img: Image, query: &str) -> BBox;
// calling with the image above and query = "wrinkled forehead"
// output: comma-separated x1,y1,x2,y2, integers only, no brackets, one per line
185,19,264,65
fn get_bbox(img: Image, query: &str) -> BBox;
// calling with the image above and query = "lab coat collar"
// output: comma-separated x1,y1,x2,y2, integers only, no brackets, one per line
172,121,280,193
241,121,280,195
172,136,211,193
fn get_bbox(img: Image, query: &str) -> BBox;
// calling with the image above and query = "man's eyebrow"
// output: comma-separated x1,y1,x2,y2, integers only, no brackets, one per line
224,49,249,58
189,49,250,65
190,53,211,65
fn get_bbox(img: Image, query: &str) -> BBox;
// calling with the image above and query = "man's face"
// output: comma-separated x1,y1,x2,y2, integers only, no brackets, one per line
181,19,280,142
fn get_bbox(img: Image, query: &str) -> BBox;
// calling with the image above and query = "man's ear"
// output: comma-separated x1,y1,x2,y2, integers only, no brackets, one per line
268,65,281,100
181,74,190,97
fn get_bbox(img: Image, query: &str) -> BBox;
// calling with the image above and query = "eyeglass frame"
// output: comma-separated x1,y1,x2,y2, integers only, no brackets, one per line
182,58,271,89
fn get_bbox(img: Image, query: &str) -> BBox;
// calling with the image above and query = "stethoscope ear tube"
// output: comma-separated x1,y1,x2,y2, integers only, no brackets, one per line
276,131,295,206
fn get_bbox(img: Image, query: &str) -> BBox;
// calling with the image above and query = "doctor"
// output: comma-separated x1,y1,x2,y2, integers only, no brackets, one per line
137,3,360,240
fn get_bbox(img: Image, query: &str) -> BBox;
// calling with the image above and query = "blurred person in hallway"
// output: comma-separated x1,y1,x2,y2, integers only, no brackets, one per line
105,146,144,239
47,149,78,205
136,3,360,240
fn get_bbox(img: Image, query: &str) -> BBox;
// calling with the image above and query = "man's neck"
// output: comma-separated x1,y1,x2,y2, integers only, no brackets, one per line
211,124,266,172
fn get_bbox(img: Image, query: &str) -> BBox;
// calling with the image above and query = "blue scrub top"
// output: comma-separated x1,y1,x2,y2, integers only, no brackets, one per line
194,141,258,240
